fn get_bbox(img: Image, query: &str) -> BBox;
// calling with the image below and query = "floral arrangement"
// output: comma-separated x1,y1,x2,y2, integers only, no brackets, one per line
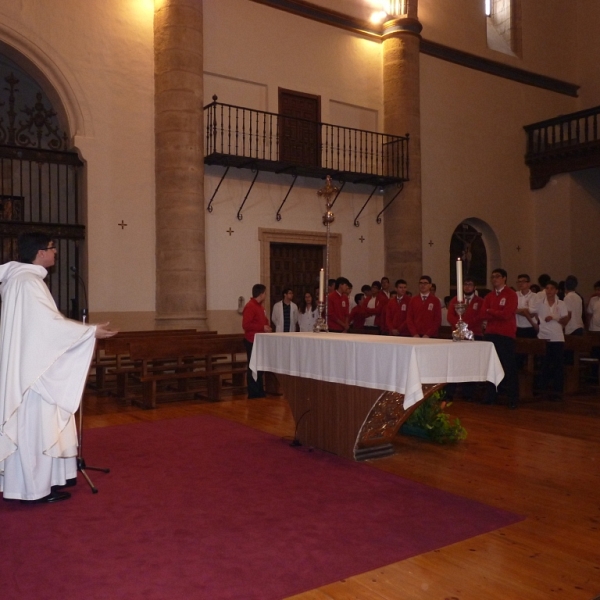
401,390,467,444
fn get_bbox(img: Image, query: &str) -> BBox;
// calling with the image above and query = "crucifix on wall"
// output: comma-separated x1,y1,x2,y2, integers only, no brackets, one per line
453,223,482,276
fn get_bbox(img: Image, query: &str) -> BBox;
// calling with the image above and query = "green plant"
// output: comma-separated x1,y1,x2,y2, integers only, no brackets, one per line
404,390,467,444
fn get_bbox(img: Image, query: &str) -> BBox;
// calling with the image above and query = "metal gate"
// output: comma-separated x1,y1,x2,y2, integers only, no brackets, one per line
0,67,85,318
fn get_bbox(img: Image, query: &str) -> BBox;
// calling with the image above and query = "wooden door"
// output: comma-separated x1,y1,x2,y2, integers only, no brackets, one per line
278,88,321,168
270,243,324,312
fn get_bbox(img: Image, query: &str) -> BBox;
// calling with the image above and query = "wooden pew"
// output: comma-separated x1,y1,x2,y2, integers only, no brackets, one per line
515,337,547,399
127,334,247,408
101,330,218,399
93,329,201,393
564,335,593,395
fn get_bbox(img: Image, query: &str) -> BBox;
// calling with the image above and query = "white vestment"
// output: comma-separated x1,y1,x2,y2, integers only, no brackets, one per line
0,261,96,500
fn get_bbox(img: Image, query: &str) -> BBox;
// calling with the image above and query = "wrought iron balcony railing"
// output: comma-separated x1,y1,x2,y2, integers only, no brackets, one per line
524,105,600,189
204,97,409,186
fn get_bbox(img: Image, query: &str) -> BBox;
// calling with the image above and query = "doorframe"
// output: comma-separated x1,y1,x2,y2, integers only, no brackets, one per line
259,228,341,309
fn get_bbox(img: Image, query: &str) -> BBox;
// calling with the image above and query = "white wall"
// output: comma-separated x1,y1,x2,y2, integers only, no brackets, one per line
0,0,156,315
204,0,386,324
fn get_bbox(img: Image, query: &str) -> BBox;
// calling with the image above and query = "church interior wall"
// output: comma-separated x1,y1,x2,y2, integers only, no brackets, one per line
203,170,385,334
203,0,385,332
531,174,573,284
419,0,578,87
419,51,577,297
576,0,600,108
0,0,156,322
568,170,600,294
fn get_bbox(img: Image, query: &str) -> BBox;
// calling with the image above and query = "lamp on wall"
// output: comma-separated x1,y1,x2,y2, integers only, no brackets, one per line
485,0,492,17
369,0,410,24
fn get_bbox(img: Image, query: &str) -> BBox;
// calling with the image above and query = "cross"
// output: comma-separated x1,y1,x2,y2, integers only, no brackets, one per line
359,236,365,243
226,227,234,236
516,245,521,252
317,175,338,209
428,239,434,247
118,220,127,229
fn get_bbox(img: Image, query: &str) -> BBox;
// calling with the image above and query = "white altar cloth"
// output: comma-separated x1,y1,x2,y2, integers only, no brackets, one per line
250,332,504,409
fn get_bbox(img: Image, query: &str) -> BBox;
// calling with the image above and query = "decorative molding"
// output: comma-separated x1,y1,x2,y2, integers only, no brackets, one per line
250,0,381,40
250,0,579,98
420,40,579,98
258,228,341,309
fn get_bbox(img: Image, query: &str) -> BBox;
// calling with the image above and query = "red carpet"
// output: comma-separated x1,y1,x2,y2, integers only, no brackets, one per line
1,415,521,599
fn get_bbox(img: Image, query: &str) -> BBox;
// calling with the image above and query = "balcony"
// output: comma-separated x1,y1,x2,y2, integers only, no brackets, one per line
524,105,600,189
204,98,409,187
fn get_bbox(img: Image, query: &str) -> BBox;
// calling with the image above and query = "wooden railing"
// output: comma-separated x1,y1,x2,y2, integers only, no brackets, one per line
524,105,600,189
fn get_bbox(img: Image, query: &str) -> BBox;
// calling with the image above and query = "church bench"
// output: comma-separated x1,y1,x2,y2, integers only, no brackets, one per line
126,334,247,408
93,329,205,394
564,335,594,395
514,337,547,399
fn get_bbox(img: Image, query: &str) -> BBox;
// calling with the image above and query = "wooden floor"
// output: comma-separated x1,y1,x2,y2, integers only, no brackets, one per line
83,387,600,600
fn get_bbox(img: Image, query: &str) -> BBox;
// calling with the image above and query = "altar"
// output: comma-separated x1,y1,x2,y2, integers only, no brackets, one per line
250,333,504,460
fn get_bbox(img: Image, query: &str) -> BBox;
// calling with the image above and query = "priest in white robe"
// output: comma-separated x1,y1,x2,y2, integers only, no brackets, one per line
0,232,116,503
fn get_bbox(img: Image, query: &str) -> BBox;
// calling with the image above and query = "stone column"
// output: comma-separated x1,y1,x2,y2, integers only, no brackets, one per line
154,0,207,329
382,11,423,285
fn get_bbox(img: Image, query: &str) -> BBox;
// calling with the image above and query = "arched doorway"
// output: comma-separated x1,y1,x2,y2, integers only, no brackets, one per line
0,50,84,317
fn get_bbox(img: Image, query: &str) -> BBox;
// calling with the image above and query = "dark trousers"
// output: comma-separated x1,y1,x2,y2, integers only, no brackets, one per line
484,333,519,405
243,339,265,398
537,341,565,394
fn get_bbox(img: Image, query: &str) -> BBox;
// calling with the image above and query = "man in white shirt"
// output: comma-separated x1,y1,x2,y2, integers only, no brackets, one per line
271,287,299,332
563,275,584,336
529,280,569,400
587,280,600,332
515,274,538,338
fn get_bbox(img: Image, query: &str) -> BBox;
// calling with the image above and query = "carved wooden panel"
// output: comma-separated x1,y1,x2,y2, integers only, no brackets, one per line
270,242,324,311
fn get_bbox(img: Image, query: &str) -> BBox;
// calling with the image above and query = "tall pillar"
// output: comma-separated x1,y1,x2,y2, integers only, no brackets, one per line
154,0,207,329
382,7,423,285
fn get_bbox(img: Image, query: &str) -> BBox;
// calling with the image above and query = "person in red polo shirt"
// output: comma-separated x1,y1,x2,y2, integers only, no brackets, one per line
387,279,411,336
447,277,484,339
407,275,442,338
328,277,351,332
482,268,519,409
242,283,272,398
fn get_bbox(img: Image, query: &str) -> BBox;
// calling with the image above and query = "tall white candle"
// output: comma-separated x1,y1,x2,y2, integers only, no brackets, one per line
318,268,325,303
456,258,464,302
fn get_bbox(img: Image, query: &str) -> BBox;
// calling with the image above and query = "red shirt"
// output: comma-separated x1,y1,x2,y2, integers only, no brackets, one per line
349,302,366,329
364,291,389,331
407,293,442,337
328,290,349,332
448,295,484,337
386,295,410,336
242,297,269,343
482,286,518,338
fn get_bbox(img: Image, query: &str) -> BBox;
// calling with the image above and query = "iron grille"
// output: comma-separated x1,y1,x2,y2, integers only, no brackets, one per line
204,97,409,186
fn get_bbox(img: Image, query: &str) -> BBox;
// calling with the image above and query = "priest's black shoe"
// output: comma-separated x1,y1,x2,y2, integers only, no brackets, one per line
21,491,71,504
52,477,77,492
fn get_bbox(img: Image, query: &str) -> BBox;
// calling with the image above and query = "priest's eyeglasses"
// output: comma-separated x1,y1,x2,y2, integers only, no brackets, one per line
44,245,57,251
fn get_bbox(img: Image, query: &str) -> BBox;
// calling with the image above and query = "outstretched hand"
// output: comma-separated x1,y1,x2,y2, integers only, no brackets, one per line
95,322,118,339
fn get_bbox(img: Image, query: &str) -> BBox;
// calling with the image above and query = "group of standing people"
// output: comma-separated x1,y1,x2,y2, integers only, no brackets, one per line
243,269,600,407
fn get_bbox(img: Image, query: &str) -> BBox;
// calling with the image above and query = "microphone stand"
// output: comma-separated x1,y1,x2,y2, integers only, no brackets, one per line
71,266,110,493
